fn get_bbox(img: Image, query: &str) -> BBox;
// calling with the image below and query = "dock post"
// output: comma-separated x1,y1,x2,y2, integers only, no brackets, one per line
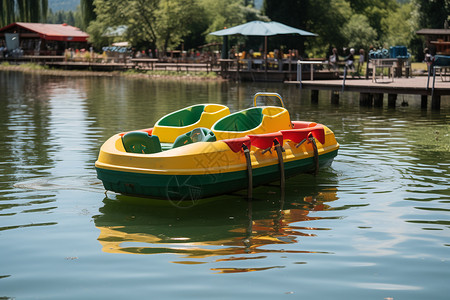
431,95,441,110
373,93,383,107
342,66,347,92
311,90,319,103
421,95,428,109
388,94,397,108
331,91,339,105
297,60,302,89
360,93,373,106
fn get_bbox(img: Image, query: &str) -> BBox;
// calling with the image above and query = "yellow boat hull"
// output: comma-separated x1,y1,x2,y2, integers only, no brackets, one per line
95,125,339,199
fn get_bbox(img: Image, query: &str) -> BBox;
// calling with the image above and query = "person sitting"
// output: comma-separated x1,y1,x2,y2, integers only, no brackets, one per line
424,48,434,65
345,48,355,70
356,49,365,78
329,47,339,70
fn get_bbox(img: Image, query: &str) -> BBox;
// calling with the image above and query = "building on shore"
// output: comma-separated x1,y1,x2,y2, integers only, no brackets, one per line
0,22,89,56
416,28,450,55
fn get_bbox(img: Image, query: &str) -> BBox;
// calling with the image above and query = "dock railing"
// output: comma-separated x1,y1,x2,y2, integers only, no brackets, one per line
297,60,328,88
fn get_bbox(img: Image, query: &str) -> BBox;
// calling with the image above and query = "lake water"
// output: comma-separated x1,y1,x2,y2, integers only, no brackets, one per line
0,71,449,299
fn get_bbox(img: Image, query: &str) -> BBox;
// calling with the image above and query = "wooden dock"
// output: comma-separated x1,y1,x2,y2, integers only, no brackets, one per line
286,76,449,110
217,58,338,82
220,69,337,82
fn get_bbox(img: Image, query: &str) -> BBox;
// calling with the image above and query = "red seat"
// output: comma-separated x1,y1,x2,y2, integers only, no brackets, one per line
223,136,251,153
247,132,283,150
281,125,325,144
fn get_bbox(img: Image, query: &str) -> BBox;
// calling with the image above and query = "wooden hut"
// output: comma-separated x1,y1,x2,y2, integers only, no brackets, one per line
416,28,450,55
0,22,89,56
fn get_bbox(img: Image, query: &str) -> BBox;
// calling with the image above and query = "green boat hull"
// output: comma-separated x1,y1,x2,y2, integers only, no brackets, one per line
96,149,338,200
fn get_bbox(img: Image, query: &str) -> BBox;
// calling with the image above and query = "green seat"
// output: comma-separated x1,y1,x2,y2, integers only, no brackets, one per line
122,131,162,154
212,107,263,132
172,127,216,149
156,105,205,127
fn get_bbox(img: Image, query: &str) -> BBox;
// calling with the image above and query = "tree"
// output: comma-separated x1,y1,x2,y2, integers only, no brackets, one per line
262,0,351,57
89,0,158,48
154,0,206,50
348,0,398,39
415,0,450,29
306,0,352,56
89,0,208,51
382,3,420,47
81,0,96,30
202,0,247,36
342,14,377,50
47,9,81,27
1,0,15,27
1,0,48,27
263,0,313,55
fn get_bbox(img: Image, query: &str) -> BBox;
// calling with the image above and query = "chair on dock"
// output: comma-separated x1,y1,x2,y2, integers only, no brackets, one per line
427,55,450,96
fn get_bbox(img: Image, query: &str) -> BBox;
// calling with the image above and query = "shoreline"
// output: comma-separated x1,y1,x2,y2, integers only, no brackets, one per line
0,64,223,81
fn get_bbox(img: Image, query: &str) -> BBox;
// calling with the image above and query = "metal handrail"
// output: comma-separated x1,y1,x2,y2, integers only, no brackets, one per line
253,92,285,108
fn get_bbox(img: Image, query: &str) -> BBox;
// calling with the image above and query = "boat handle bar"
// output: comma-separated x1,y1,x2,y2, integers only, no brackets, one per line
253,92,285,108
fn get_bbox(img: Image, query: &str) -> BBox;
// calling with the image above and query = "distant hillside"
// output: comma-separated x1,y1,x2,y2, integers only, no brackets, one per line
49,0,263,12
49,0,79,11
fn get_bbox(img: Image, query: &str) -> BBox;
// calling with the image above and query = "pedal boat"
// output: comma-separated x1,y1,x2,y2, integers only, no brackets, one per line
95,93,339,199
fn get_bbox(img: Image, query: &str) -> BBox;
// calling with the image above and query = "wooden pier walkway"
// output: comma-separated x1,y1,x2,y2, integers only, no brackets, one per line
286,76,449,109
286,76,449,96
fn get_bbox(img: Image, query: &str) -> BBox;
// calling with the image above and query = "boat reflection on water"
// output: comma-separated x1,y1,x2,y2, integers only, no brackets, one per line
94,186,339,273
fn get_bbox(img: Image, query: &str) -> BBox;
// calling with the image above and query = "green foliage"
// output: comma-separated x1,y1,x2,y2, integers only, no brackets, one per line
1,0,48,27
263,0,351,57
47,9,82,28
124,69,218,78
342,14,377,49
0,0,15,26
33,0,446,62
81,0,96,29
382,3,420,47
202,0,248,43
20,63,49,70
155,0,205,50
0,62,48,70
349,0,398,38
263,0,311,54
305,0,351,57
86,20,111,48
88,0,248,51
415,0,450,29
90,0,159,49
262,0,430,59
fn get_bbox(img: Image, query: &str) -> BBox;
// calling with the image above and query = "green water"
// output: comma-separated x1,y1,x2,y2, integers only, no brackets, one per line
0,71,449,299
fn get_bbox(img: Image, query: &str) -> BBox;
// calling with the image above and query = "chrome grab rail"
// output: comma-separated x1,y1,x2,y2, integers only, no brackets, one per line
253,92,285,108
